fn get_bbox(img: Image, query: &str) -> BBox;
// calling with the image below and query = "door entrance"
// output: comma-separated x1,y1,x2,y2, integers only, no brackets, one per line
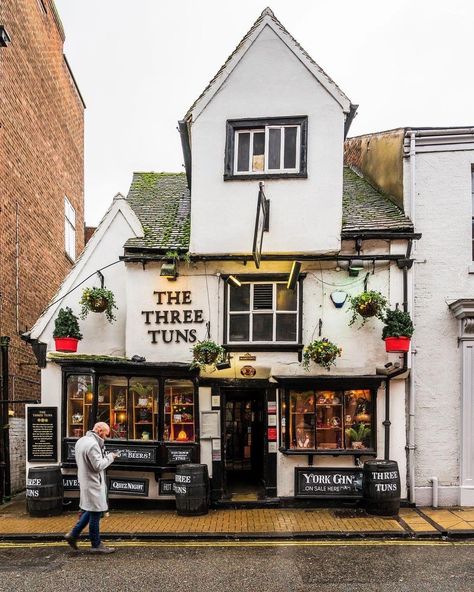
224,389,265,501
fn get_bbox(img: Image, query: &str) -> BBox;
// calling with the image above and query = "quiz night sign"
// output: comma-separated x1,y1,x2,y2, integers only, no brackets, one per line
141,290,205,345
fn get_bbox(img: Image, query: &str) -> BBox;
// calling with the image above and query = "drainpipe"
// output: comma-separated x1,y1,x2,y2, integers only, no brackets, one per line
430,476,439,508
0,336,11,503
407,130,417,505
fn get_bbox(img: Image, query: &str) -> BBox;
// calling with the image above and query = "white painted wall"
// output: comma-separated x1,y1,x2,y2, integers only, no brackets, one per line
189,25,345,255
406,148,474,505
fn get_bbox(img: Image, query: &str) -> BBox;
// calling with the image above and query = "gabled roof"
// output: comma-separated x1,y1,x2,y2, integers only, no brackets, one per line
124,173,190,252
184,7,353,123
342,167,413,235
122,168,412,257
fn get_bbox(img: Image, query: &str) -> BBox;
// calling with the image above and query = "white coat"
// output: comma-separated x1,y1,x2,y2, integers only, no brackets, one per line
75,430,115,512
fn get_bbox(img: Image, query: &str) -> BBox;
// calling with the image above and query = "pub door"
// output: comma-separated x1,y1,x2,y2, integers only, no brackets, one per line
223,389,265,500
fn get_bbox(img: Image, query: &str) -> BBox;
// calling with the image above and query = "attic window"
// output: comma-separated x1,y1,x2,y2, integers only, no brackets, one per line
225,116,307,180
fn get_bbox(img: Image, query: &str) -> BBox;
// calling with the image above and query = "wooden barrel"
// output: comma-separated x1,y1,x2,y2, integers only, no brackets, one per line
363,460,401,516
26,466,64,517
174,464,209,516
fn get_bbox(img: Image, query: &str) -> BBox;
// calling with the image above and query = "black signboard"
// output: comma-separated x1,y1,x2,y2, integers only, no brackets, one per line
27,407,58,462
167,446,194,464
295,468,363,499
159,479,175,496
63,475,79,491
106,444,156,464
108,477,149,497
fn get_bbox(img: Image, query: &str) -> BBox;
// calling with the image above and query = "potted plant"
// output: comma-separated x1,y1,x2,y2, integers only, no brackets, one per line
80,287,117,323
345,424,371,450
53,307,83,352
382,308,414,352
190,340,226,369
349,290,387,326
302,338,342,371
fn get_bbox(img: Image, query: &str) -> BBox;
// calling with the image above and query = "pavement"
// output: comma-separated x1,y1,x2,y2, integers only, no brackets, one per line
1,496,473,540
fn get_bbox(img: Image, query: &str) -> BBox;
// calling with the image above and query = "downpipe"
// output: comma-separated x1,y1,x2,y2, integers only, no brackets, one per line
430,476,439,508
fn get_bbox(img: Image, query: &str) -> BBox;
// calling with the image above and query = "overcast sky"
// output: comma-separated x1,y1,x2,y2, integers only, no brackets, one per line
55,0,474,225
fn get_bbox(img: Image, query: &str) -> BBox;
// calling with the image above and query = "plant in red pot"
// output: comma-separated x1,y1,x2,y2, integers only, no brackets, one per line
53,307,83,353
382,308,414,353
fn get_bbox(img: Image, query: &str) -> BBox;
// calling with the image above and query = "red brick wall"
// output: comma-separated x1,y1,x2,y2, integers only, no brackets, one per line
0,0,84,409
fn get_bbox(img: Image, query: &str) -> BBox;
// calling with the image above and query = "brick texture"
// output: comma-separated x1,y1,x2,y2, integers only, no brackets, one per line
0,0,84,489
9,418,26,494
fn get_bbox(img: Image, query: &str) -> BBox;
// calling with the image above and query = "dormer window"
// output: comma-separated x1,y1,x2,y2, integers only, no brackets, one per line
225,116,308,180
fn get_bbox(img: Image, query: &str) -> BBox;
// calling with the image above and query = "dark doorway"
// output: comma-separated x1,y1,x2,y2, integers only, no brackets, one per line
224,389,265,501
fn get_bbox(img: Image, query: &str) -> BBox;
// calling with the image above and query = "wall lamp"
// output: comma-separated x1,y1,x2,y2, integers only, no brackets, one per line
348,259,364,277
160,261,178,281
287,261,301,290
227,275,242,288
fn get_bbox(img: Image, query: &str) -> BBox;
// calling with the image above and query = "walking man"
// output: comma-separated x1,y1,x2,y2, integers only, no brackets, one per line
64,422,118,553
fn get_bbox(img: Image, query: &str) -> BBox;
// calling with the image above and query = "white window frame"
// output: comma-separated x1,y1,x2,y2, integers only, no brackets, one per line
233,125,301,176
64,196,76,261
227,281,299,344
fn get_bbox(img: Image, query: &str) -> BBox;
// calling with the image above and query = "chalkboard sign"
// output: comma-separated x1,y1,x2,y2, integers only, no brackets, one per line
167,446,194,464
159,479,175,496
66,441,156,464
63,475,79,491
27,407,58,462
108,477,149,496
295,468,363,499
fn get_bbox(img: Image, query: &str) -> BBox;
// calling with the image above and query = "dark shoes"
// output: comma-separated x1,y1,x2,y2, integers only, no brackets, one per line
90,543,115,554
64,531,78,550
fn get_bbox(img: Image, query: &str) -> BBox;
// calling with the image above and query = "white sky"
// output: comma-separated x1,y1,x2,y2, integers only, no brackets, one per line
55,0,474,225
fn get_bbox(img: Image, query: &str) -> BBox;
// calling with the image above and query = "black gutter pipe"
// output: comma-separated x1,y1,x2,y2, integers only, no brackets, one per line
0,336,11,503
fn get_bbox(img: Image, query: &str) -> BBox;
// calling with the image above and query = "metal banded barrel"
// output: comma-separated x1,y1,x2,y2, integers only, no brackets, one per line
174,463,209,516
363,460,401,516
26,466,63,517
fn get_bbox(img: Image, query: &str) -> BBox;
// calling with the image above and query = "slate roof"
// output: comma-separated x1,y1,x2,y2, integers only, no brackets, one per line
124,172,190,252
123,168,413,255
342,166,413,234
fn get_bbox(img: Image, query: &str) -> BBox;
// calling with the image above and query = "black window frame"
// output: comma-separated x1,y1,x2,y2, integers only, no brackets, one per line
224,116,308,181
222,273,304,354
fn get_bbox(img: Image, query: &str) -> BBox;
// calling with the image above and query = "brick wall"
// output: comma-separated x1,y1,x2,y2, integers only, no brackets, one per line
0,0,84,491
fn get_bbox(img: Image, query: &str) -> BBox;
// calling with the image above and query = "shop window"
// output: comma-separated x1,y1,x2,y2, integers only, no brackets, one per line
164,379,195,443
284,389,375,452
227,282,298,344
224,116,308,179
130,378,158,441
67,374,93,438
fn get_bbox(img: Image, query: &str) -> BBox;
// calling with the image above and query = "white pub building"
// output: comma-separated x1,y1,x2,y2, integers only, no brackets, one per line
24,9,418,505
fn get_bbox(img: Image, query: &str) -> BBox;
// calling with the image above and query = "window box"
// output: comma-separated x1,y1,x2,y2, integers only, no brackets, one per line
224,116,308,180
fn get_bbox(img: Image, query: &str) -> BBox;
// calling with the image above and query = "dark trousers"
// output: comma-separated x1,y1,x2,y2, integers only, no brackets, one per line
71,510,102,548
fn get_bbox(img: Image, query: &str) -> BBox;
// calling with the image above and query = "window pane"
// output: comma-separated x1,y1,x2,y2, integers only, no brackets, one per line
99,376,129,440
229,314,249,341
276,284,297,311
237,132,250,172
253,283,273,309
67,375,93,438
252,313,273,341
130,378,158,441
268,128,281,169
252,131,265,172
164,379,195,443
276,313,297,341
316,391,343,450
284,127,298,169
289,390,315,450
230,284,250,311
344,390,373,450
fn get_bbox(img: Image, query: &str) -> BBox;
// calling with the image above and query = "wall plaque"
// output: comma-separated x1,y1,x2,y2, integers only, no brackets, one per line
200,410,220,439
108,477,149,496
167,446,194,464
106,444,156,464
27,407,58,462
295,468,363,499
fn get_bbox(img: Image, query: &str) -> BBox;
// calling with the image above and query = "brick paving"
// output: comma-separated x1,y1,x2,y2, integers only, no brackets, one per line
0,498,472,539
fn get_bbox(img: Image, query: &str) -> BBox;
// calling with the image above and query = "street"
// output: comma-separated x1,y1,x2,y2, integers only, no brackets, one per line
0,539,473,592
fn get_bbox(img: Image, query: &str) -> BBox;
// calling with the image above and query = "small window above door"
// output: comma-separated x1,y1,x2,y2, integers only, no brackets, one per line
225,116,308,180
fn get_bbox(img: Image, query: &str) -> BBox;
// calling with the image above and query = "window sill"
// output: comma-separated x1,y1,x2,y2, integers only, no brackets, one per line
468,263,474,274
224,172,307,181
224,343,303,352
280,448,376,457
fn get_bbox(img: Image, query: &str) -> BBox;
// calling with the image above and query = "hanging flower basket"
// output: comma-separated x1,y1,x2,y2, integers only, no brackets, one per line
190,340,226,370
80,287,117,323
349,290,387,326
302,338,342,371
